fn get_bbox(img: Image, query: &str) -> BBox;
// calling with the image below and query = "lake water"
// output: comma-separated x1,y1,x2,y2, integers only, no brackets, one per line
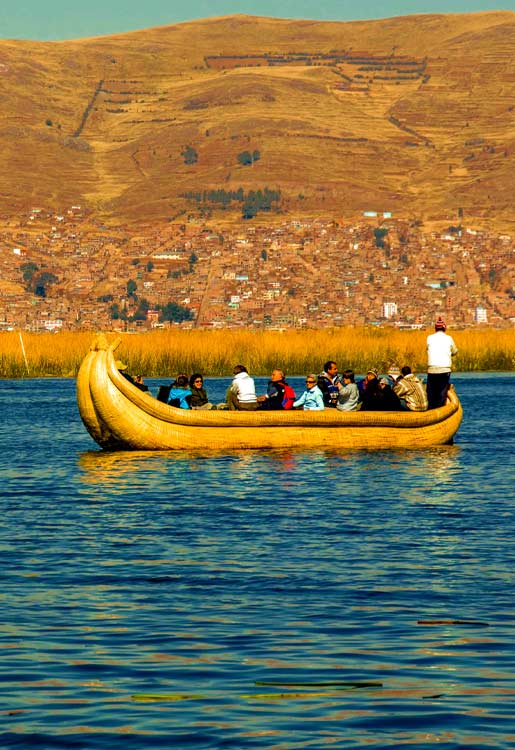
1,373,514,749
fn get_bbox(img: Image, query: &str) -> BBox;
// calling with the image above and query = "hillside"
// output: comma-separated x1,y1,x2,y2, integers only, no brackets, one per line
1,12,514,230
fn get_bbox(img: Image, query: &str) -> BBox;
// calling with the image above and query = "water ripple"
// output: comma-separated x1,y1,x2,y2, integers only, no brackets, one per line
0,375,514,748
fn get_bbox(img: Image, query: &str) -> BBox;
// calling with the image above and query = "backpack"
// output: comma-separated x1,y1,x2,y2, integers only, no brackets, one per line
282,383,296,410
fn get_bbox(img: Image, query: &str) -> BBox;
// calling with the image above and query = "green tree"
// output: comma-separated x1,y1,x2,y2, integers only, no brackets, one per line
131,300,150,322
242,200,258,219
127,279,137,297
159,301,194,323
21,262,39,286
34,272,58,297
110,303,121,320
238,150,261,167
373,227,389,248
182,145,198,164
238,150,253,166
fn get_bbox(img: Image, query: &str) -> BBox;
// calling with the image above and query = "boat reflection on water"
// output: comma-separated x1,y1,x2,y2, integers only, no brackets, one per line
78,450,170,486
78,447,305,486
398,445,463,505
78,444,463,502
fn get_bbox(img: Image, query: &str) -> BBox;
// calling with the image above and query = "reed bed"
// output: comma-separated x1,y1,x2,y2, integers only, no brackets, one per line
1,328,514,379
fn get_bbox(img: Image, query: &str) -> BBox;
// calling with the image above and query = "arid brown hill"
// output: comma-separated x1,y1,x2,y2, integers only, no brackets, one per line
1,12,514,230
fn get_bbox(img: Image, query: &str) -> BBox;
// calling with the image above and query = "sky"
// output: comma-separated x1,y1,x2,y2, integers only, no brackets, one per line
1,0,513,41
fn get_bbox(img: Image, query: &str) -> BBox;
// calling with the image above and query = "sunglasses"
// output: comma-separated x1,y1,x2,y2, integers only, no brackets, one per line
306,379,316,383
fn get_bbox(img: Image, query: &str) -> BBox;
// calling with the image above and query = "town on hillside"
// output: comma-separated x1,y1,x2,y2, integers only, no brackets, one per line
0,205,514,332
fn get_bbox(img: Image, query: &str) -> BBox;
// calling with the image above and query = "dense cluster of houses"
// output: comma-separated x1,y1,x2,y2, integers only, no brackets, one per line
0,205,513,331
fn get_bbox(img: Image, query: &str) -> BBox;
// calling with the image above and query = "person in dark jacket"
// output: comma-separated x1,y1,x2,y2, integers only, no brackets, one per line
358,368,379,400
362,375,401,411
317,360,341,408
257,369,287,411
360,372,381,410
116,360,148,391
378,377,402,410
189,373,215,410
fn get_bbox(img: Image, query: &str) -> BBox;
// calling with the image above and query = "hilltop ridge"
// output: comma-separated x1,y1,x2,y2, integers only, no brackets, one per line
0,12,514,230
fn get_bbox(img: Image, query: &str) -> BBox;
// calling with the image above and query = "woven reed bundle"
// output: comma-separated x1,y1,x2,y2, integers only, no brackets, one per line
77,336,463,451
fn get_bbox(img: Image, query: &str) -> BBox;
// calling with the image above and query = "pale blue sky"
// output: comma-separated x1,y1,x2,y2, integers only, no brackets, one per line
1,0,513,41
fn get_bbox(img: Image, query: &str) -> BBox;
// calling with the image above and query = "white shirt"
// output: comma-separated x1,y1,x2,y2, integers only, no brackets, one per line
427,331,458,373
231,371,257,403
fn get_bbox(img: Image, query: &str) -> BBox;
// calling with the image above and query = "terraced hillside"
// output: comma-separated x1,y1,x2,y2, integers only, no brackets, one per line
0,12,514,229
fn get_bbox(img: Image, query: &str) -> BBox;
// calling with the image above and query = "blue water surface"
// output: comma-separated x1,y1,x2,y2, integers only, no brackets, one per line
0,374,514,749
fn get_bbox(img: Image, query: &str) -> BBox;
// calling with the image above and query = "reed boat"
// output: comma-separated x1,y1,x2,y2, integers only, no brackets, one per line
77,336,463,451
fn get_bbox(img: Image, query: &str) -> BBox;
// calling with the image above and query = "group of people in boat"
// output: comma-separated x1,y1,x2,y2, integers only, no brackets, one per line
120,316,458,413
223,361,430,412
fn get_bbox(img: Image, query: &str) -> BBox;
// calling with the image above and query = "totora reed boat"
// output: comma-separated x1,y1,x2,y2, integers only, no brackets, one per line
77,336,463,451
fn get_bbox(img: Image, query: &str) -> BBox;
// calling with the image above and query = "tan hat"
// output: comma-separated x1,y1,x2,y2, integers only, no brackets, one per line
388,364,401,379
115,360,128,370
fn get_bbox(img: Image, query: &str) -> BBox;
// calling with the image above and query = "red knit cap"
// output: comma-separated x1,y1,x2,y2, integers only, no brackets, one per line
435,317,446,330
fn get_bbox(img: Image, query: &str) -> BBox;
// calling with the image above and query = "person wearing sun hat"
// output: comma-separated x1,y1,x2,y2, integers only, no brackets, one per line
426,317,458,409
115,360,148,392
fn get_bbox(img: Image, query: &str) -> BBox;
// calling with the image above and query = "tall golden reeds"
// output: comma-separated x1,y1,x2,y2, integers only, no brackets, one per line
0,328,514,379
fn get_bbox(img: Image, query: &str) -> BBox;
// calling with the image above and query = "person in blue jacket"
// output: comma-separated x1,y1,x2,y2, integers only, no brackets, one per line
167,374,192,409
293,374,325,411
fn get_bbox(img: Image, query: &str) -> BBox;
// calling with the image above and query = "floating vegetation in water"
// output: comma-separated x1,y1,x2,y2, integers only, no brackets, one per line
131,680,384,703
132,693,205,702
417,619,490,626
255,680,383,687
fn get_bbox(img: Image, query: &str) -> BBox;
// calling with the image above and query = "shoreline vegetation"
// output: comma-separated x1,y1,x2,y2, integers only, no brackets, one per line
0,329,514,379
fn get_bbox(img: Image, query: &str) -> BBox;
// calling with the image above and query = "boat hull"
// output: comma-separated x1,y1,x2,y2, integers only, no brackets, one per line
76,336,463,451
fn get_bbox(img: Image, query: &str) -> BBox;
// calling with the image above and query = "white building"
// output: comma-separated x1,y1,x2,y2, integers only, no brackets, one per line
475,306,488,323
383,302,398,319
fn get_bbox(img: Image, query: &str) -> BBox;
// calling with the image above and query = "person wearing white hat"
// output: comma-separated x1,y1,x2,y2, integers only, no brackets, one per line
426,317,458,408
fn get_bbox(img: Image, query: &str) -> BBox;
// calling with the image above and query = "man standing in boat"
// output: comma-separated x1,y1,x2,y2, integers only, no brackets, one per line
426,317,458,409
